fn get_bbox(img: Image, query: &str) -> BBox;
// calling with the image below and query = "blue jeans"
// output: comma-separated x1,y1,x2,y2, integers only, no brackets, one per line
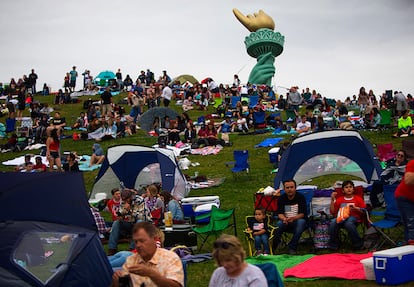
108,251,133,268
328,216,362,249
108,220,134,250
274,218,306,251
396,196,414,242
254,233,270,254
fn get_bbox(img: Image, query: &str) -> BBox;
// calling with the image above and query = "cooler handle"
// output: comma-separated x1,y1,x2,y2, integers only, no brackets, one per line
375,257,387,270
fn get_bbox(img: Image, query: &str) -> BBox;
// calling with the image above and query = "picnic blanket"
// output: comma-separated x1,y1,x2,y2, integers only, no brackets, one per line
191,145,223,155
255,137,283,148
272,129,297,135
246,254,315,282
2,154,101,172
284,252,373,280
189,177,225,189
2,154,48,166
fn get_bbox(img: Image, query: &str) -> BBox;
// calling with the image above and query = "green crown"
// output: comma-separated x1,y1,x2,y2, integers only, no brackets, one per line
244,28,285,58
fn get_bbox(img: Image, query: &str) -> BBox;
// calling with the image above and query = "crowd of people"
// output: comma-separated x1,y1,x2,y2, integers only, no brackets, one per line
98,172,413,286
1,67,414,286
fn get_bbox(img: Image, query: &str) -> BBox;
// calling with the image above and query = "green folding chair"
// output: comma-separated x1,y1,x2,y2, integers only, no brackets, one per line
379,109,392,129
192,206,237,252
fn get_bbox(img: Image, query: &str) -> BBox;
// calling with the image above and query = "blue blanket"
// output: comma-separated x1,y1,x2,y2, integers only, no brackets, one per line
255,137,284,148
78,155,101,171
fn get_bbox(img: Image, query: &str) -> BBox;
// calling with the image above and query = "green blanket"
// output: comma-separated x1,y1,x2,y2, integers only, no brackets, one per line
246,254,315,282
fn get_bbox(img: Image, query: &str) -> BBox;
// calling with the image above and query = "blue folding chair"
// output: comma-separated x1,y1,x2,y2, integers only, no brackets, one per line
231,96,241,109
367,184,404,249
253,111,266,129
226,150,249,177
248,95,259,108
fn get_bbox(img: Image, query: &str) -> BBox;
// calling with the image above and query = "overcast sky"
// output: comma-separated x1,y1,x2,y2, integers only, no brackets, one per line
0,0,413,100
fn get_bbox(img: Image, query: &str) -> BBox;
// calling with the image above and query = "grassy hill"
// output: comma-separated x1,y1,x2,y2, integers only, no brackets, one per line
0,92,409,287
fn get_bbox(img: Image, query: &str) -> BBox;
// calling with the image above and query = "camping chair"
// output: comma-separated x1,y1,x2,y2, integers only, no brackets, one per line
192,205,236,252
366,184,404,250
244,214,276,256
225,150,250,177
230,96,241,109
248,95,260,109
277,188,315,250
378,109,392,129
253,111,266,129
377,143,397,163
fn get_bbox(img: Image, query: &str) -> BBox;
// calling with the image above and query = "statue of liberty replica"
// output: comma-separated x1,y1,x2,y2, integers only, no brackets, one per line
233,9,285,86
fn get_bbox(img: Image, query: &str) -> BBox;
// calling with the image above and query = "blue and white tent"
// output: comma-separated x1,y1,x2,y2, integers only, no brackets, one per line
0,172,112,287
274,130,383,188
90,145,190,201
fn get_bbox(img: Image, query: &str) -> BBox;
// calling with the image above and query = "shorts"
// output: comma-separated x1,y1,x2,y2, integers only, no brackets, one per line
70,80,76,88
49,151,59,159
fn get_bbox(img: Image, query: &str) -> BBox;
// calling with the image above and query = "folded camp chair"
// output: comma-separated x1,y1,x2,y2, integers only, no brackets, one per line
366,184,404,250
244,214,276,256
226,150,250,177
377,143,397,162
192,205,236,252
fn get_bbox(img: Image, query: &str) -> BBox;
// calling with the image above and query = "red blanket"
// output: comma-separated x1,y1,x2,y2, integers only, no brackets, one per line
284,253,373,280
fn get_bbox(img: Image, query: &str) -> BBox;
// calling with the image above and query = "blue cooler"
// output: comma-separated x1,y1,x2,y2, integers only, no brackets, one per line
181,196,220,222
268,147,280,163
373,245,414,285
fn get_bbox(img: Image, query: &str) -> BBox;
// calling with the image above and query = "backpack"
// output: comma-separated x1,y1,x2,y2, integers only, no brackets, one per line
314,220,330,249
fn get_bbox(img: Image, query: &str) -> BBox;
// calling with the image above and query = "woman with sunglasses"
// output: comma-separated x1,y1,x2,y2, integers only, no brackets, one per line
209,234,268,287
370,150,407,208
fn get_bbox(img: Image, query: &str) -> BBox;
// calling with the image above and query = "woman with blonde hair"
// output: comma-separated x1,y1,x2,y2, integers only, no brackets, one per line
209,234,267,287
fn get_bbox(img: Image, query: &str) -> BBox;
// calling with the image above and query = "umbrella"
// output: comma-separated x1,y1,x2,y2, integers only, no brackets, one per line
138,107,180,132
201,77,212,84
172,74,199,85
95,70,116,80
94,70,116,88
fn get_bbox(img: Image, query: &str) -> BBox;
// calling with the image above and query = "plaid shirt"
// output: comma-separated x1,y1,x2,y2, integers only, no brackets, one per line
90,208,109,236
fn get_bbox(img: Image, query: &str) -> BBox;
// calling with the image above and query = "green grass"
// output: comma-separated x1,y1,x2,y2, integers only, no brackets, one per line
0,93,409,287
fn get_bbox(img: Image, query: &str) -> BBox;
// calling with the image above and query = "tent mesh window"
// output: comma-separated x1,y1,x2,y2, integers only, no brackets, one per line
13,231,77,284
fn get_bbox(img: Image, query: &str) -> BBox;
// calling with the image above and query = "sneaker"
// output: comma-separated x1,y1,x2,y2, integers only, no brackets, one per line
256,250,262,256
262,253,269,256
